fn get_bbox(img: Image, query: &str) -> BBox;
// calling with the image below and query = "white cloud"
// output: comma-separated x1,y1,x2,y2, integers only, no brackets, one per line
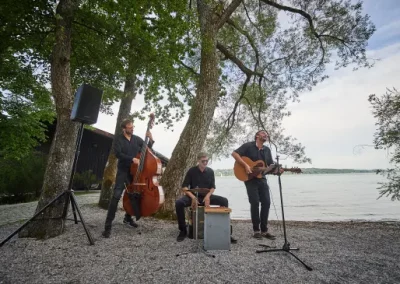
373,19,400,40
278,43,400,169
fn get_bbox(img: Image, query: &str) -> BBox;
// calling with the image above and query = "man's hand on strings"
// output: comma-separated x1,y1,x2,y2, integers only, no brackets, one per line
132,158,140,164
244,164,252,174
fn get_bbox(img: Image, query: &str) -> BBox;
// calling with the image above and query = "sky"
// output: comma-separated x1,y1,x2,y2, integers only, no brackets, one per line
94,0,400,170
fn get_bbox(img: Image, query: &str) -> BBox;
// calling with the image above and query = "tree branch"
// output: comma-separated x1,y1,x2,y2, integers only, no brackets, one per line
212,75,251,154
179,60,200,77
260,0,326,66
260,0,316,31
243,2,264,35
216,0,243,30
216,42,263,77
225,18,260,72
72,20,106,36
226,75,251,131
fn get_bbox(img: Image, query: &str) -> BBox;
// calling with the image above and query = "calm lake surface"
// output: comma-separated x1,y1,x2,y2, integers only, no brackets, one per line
214,173,399,222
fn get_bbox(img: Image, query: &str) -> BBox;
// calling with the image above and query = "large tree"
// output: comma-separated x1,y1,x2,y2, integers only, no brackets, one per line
97,1,195,209
369,88,400,201
18,0,82,238
159,0,375,216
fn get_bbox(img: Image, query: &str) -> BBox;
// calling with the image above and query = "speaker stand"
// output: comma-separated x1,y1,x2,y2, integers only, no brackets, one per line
0,122,94,247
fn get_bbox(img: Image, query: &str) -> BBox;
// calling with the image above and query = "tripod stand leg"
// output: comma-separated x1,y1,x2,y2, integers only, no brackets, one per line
287,251,313,271
201,247,216,258
69,194,79,224
70,193,95,245
0,191,67,247
256,248,312,271
256,248,281,253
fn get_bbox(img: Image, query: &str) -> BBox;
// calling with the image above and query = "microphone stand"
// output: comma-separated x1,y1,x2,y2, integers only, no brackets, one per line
256,141,312,271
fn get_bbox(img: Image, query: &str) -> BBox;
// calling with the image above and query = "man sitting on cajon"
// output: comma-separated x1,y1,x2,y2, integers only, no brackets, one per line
175,152,237,243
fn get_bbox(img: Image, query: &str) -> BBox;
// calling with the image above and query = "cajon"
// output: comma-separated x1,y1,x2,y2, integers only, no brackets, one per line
203,207,231,251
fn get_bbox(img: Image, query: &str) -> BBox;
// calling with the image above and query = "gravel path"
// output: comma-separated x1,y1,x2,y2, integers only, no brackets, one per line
0,193,100,226
1,203,400,284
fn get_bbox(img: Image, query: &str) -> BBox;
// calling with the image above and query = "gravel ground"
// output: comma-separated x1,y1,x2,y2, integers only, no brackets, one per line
1,204,399,284
0,193,100,226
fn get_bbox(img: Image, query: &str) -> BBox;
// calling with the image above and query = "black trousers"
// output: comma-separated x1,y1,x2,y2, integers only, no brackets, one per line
245,178,271,232
175,195,228,231
104,168,132,231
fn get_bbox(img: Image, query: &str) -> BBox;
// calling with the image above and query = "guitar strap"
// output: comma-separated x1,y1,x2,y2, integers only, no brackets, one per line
261,146,269,166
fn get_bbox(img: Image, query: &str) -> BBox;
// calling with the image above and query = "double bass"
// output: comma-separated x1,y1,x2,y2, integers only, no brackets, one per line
122,113,164,220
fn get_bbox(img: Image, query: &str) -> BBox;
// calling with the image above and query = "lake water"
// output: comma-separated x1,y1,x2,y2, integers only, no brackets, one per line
214,173,400,222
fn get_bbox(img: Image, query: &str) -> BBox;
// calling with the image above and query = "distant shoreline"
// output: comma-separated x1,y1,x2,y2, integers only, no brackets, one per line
214,168,378,176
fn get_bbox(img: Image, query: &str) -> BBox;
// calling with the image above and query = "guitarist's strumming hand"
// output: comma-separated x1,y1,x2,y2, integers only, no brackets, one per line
244,164,252,174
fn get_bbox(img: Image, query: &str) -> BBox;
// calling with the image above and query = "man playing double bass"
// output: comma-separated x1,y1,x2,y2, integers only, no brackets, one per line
102,119,154,238
175,152,237,243
232,130,282,240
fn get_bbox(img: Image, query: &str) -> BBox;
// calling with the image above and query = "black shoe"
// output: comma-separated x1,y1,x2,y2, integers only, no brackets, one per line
123,216,138,228
253,232,262,239
230,236,237,244
102,230,111,238
261,232,276,240
177,230,187,242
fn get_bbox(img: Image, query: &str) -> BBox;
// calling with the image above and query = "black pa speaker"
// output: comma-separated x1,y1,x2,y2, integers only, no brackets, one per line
70,84,103,125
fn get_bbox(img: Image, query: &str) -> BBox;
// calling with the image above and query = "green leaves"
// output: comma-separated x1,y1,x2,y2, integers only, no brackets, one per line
80,0,197,127
0,50,54,160
369,88,400,201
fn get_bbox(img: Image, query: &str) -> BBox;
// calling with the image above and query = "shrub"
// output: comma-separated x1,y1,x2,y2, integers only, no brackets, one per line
73,170,100,191
0,151,47,204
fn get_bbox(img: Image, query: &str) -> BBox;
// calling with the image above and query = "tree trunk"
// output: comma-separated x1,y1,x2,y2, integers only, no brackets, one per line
98,75,137,209
19,0,80,239
158,0,220,218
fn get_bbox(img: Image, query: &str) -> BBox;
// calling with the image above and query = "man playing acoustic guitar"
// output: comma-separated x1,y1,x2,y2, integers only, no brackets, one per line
232,130,282,240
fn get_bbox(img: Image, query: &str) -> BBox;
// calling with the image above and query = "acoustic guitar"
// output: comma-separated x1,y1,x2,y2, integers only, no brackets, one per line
234,156,302,182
